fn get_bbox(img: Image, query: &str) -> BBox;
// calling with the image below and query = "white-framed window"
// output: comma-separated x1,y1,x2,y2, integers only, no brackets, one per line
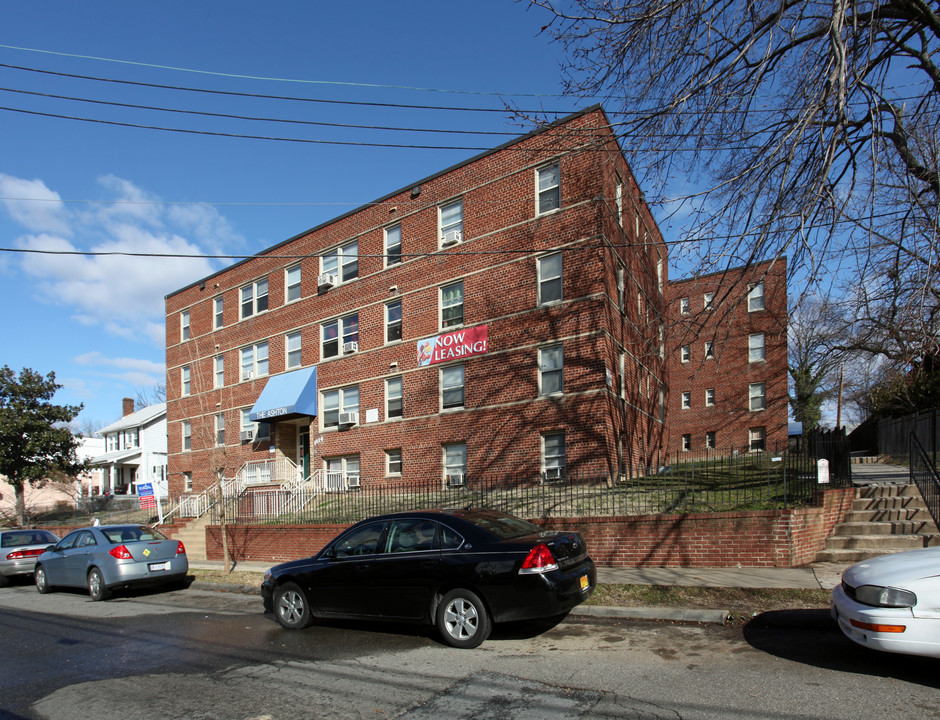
749,333,766,363
538,252,562,305
386,448,402,476
749,426,766,452
214,355,224,389
322,314,359,359
539,344,563,395
705,387,715,407
384,223,402,267
441,282,464,328
615,178,624,226
542,432,566,479
681,345,691,363
240,408,271,443
703,291,714,310
681,391,691,409
659,385,665,422
321,385,360,429
124,429,139,449
386,376,403,419
386,300,402,343
681,433,691,451
181,421,191,452
658,322,665,359
679,297,690,315
439,199,463,242
704,341,715,359
657,257,664,295
183,471,192,493
214,296,224,329
240,342,269,381
324,455,360,488
536,162,561,215
181,365,191,396
619,351,626,399
285,264,302,303
443,442,467,480
706,431,716,449
215,413,225,446
616,265,626,311
286,332,302,369
441,364,465,410
180,310,190,341
322,239,359,284
240,279,269,319
749,382,766,411
748,281,765,312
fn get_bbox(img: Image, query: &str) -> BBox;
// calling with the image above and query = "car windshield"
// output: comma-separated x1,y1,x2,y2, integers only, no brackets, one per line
101,526,169,544
463,512,542,539
1,531,57,548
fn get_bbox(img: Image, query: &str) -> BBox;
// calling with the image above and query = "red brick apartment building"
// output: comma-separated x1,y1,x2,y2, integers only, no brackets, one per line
164,106,786,499
665,259,789,454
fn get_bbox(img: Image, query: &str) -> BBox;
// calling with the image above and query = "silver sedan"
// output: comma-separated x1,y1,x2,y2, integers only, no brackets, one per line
0,529,60,586
34,524,188,600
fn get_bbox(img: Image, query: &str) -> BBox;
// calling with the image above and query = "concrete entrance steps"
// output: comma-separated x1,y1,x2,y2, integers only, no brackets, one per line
816,483,940,563
175,514,212,562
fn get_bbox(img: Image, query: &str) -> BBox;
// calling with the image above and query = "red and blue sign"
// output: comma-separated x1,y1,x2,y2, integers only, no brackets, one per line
417,324,488,366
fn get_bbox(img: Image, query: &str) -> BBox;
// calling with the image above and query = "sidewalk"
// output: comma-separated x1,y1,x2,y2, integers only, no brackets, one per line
189,559,849,626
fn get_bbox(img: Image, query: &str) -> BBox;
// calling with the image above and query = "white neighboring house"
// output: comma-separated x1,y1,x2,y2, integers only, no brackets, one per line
88,400,167,502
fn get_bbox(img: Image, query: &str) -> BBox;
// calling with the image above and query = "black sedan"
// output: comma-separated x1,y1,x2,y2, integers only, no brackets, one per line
261,508,596,648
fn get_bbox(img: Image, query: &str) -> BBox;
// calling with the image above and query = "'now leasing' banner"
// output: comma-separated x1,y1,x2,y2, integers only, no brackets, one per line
417,324,488,366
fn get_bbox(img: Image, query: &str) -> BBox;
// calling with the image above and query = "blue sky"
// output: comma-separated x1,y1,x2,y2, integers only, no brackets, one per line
0,1,601,429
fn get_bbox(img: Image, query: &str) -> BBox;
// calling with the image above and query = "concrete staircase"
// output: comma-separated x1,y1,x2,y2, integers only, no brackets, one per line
173,515,212,562
816,484,940,563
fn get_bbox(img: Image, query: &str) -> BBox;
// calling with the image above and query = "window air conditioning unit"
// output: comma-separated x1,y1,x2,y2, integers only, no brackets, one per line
543,467,564,482
442,230,462,247
318,273,338,289
240,429,254,443
347,474,361,489
338,411,359,426
245,371,254,380
343,341,359,354
446,473,466,487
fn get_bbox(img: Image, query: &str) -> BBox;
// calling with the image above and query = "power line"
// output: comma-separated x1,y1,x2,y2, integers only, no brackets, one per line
0,44,567,99
0,62,571,115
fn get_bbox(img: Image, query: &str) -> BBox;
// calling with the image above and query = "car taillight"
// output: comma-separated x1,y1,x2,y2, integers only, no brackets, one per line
109,544,133,560
176,541,186,555
519,543,558,574
5,548,44,560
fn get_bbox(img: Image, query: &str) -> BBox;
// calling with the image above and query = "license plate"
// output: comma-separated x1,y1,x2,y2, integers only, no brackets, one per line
579,574,589,591
149,561,171,572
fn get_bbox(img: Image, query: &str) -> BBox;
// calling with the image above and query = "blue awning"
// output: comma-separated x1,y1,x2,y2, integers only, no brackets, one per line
249,367,318,422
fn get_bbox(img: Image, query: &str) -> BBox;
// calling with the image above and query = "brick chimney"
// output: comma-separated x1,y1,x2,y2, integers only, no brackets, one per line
122,398,135,417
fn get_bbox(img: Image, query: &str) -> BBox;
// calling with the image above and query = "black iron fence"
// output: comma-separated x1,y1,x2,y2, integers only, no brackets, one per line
210,446,843,526
911,433,940,531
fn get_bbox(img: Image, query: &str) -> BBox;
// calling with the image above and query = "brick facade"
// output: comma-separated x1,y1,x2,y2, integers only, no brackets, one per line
164,106,673,494
665,259,788,454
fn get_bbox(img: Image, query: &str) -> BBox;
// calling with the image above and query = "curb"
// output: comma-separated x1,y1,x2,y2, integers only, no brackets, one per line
188,580,729,624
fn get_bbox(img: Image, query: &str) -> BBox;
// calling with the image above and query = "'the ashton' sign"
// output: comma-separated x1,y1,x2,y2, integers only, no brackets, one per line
416,324,488,366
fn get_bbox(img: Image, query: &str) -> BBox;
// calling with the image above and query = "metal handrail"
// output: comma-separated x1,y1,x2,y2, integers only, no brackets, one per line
911,432,940,531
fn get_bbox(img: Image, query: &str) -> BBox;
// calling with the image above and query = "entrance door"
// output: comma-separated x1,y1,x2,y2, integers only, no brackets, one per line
298,428,310,481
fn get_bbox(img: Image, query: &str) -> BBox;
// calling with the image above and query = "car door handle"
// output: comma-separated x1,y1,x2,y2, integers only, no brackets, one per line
354,564,370,572
420,561,440,570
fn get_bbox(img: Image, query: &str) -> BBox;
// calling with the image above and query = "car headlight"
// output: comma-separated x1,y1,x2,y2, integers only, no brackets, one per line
854,584,916,608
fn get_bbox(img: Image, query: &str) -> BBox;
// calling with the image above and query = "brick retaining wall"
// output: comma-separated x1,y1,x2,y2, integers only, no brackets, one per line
201,486,855,568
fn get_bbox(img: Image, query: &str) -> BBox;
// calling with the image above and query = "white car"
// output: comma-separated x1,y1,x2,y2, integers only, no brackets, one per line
831,547,940,658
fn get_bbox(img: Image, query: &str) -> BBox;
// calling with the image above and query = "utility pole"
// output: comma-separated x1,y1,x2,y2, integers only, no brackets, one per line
836,363,845,430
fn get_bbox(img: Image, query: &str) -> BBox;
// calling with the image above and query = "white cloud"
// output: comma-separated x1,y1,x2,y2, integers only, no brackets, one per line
74,352,165,375
0,174,72,235
8,175,236,344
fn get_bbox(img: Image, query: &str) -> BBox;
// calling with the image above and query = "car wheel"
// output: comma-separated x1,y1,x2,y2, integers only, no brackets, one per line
87,568,112,601
436,588,491,649
35,565,52,594
0,574,9,588
273,582,314,630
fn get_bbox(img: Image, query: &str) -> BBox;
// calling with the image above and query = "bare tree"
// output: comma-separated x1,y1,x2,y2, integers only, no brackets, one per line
531,0,939,360
788,297,846,429
134,383,166,410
